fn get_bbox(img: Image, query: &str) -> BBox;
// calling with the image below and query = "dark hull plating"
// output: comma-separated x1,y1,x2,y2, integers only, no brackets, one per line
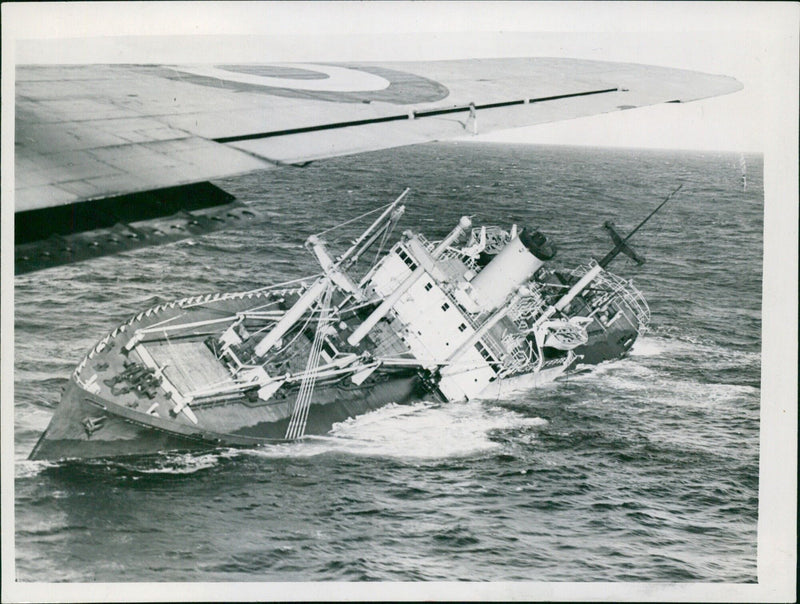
30,373,426,461
29,321,636,461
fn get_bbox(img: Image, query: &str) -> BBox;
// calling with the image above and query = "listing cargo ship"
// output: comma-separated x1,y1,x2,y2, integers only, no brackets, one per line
30,188,662,461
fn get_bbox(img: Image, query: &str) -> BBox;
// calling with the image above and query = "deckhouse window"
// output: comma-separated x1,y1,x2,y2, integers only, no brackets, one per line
475,341,496,365
396,247,418,270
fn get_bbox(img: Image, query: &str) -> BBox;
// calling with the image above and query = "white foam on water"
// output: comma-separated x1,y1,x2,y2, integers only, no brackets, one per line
632,334,761,366
120,451,223,474
558,346,759,413
15,460,59,479
16,404,549,475
629,334,715,357
629,336,667,356
568,357,658,385
15,450,228,478
241,400,548,461
648,379,760,410
580,366,760,411
479,366,567,401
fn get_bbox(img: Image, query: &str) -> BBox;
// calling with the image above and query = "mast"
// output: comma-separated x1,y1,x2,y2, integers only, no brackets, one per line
539,184,682,322
253,190,409,358
598,184,682,268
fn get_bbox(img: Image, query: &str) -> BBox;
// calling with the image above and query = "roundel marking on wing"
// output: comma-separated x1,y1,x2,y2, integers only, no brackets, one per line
159,63,450,105
177,64,392,92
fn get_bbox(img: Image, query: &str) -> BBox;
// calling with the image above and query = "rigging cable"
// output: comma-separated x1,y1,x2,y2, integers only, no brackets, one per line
313,200,396,238
284,283,335,440
372,211,399,267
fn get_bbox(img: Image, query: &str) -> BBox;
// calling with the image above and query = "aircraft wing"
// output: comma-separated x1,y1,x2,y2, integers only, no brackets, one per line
14,57,742,273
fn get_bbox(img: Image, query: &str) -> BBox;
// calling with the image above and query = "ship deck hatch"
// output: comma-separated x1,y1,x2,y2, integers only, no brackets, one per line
144,340,232,395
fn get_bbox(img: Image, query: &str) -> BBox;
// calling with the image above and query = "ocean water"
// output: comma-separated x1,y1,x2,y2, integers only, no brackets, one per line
13,143,762,583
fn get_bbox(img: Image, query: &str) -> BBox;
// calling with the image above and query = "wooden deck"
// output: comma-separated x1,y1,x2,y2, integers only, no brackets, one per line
146,339,233,395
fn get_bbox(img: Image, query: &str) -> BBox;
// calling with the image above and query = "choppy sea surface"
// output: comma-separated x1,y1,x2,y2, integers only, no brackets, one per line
14,143,762,582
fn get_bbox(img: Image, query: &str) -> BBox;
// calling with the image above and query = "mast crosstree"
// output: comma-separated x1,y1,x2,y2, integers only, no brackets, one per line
598,184,682,268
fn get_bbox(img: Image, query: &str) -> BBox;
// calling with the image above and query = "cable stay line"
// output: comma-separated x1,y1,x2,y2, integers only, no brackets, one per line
284,283,335,440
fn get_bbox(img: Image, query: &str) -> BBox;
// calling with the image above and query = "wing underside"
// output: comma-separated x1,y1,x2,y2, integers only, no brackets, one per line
14,57,742,273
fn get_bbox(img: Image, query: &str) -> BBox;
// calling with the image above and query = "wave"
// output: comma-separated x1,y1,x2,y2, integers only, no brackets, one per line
631,334,760,362
240,400,548,461
115,451,226,475
573,370,760,414
15,460,60,479
16,401,547,476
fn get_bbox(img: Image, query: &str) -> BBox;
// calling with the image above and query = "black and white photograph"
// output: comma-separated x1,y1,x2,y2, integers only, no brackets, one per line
2,2,796,602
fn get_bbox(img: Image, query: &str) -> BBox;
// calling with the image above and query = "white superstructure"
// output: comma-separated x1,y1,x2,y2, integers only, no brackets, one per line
351,218,581,402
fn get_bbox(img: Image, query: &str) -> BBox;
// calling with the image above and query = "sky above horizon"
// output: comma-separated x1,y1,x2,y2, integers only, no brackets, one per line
4,2,797,153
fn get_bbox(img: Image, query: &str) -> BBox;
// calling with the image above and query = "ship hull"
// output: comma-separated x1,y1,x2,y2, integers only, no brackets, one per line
29,323,637,462
575,325,639,366
28,298,642,462
30,372,426,461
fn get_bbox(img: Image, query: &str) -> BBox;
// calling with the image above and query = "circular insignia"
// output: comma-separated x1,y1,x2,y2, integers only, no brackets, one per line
161,63,449,105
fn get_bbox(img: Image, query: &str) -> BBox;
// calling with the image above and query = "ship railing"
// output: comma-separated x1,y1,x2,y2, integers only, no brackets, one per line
541,355,573,369
483,332,507,366
497,338,534,378
438,246,479,272
471,226,512,254
497,333,528,376
569,262,651,330
500,331,522,350
433,226,515,272
506,289,546,329
415,233,435,252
